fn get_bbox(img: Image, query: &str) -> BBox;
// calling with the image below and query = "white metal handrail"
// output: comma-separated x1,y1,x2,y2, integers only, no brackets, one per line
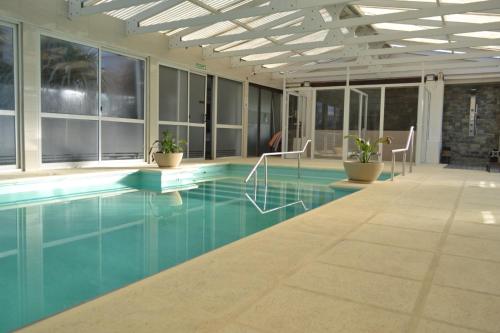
244,139,312,188
391,126,415,181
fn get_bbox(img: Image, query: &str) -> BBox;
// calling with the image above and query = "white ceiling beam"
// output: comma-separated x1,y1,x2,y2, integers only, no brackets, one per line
129,0,350,34
258,51,500,74
169,0,500,47
350,0,434,9
69,0,162,17
254,39,500,72
213,21,500,60
278,60,500,80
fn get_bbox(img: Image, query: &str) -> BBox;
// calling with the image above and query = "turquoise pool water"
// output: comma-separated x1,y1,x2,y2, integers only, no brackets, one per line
0,164,382,332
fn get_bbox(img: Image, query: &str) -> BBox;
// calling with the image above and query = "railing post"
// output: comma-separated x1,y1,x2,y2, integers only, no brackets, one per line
264,156,268,188
409,132,414,173
391,153,395,181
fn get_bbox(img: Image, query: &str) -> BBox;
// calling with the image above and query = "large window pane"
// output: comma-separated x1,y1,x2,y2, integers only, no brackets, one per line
0,116,15,165
217,78,242,125
189,73,206,124
101,51,144,119
159,66,188,122
315,89,344,159
102,122,144,160
40,36,98,116
0,25,15,111
159,125,188,148
188,126,204,158
42,118,98,163
217,128,241,157
383,87,418,161
247,85,259,156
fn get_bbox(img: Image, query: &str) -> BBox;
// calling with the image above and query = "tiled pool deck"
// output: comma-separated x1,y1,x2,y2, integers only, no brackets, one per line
5,159,500,333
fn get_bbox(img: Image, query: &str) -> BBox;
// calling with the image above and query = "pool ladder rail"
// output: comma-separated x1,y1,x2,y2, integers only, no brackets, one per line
245,139,312,189
391,126,415,181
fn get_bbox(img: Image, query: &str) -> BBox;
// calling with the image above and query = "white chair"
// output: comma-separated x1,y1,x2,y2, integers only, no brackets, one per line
391,126,415,181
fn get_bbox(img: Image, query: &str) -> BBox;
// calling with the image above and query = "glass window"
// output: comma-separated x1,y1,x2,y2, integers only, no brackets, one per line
189,73,206,124
315,89,344,159
217,78,242,125
101,51,144,119
159,125,188,149
383,87,419,161
0,116,16,165
188,126,205,159
247,85,259,156
101,122,144,160
42,118,98,163
40,36,99,116
0,25,15,111
159,66,188,122
217,128,241,157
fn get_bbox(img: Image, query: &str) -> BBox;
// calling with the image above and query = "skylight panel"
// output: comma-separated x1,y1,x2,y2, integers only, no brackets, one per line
356,6,410,16
202,0,246,11
105,1,163,20
285,30,329,44
456,31,500,39
182,21,239,41
301,46,342,56
423,13,500,24
220,38,271,51
141,2,209,26
473,45,500,51
271,17,304,29
433,49,466,54
262,63,288,68
403,38,449,44
242,52,289,61
246,11,299,29
319,8,333,22
372,23,435,31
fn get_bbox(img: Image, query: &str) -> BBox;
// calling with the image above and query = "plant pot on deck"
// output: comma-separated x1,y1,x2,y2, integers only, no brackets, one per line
154,152,183,168
343,160,384,183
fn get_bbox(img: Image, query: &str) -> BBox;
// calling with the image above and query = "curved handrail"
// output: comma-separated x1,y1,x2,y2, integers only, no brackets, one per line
244,139,312,184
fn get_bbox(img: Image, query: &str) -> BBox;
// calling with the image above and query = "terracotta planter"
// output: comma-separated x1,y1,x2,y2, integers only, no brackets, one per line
154,152,183,168
343,160,384,183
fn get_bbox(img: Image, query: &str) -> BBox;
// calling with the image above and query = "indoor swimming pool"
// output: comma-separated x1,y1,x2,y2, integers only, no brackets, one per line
0,164,388,332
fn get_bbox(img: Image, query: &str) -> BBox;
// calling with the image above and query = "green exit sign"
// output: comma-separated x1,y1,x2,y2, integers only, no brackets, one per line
195,63,207,71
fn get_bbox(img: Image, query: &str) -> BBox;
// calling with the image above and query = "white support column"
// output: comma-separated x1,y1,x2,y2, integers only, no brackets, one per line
281,74,287,156
310,88,317,159
21,23,41,170
416,82,425,164
148,57,159,163
425,77,445,164
212,76,218,160
342,69,351,161
378,87,385,162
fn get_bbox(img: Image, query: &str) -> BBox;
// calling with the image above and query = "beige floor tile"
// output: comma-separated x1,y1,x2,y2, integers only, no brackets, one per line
278,213,360,237
369,212,447,232
443,235,500,262
423,285,500,332
285,262,421,312
450,221,500,242
238,286,410,333
416,319,484,333
434,254,500,296
347,224,442,251
454,204,500,224
318,240,434,280
380,204,452,221
211,322,267,333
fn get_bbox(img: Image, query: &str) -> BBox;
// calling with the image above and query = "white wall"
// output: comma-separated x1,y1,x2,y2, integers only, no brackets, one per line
0,0,280,170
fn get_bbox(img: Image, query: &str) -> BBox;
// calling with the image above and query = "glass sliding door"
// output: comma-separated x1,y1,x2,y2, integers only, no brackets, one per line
40,36,146,164
216,77,242,158
0,22,17,168
315,89,344,159
40,36,99,163
158,65,206,159
383,86,419,161
101,51,145,160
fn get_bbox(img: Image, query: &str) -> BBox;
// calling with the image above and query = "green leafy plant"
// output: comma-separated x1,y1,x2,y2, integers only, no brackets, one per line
344,135,392,163
149,131,187,156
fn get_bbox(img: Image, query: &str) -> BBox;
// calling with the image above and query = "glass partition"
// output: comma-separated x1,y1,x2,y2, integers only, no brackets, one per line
158,65,206,159
315,89,344,159
216,77,242,158
40,36,146,163
383,87,418,161
0,23,16,167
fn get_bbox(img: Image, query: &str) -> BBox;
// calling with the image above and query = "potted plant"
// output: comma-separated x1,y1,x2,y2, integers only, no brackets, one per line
149,131,187,168
343,135,392,182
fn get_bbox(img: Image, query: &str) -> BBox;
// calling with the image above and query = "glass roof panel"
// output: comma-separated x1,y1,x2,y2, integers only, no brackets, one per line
242,51,289,61
372,23,436,31
182,21,239,41
456,31,500,39
424,13,500,24
404,37,450,43
285,30,329,44
141,2,210,26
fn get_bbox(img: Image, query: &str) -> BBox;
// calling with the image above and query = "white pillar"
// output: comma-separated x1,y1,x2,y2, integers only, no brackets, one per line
424,78,445,164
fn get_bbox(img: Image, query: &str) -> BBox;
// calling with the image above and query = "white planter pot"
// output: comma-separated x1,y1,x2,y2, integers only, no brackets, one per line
343,160,384,183
154,152,183,168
